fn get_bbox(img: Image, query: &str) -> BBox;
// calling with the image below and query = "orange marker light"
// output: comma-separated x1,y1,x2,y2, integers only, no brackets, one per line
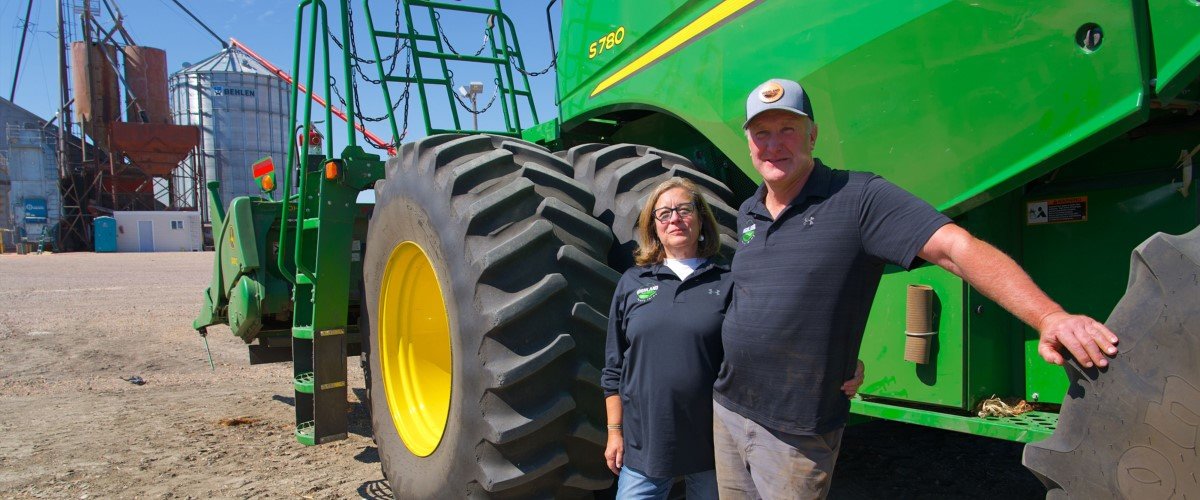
261,174,275,191
325,161,339,180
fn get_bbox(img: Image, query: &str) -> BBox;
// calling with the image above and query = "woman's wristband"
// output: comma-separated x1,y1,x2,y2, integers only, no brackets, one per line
607,424,622,430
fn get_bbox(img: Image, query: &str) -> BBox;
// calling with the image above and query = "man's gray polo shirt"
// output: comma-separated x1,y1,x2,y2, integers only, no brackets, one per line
713,160,951,435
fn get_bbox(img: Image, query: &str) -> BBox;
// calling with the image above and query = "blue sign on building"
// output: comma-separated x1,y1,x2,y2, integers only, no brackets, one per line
23,197,47,223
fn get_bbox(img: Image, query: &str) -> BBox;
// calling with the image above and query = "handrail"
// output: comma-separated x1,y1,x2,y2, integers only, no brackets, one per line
277,0,333,285
362,0,402,146
292,0,334,285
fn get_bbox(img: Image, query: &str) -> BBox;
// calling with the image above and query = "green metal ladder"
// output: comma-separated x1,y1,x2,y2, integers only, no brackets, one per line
277,0,537,445
364,0,541,140
277,0,385,445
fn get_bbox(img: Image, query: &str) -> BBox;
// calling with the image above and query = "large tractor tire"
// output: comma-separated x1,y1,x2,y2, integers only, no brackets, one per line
1023,226,1200,499
363,134,619,498
560,143,739,271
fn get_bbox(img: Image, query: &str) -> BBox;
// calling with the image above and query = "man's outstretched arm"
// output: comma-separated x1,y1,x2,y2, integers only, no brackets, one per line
917,223,1119,368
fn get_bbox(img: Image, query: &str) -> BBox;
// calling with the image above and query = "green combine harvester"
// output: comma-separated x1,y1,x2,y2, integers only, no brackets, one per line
194,0,1200,497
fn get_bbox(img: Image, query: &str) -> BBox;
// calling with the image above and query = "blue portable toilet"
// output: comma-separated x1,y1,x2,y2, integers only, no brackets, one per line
93,216,118,253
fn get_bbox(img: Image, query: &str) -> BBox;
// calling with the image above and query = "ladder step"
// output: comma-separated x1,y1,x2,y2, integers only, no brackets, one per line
302,218,320,231
384,75,449,85
293,326,314,340
295,420,316,446
294,372,315,393
411,0,500,16
295,274,312,285
501,88,532,97
373,31,435,42
430,128,518,137
415,50,505,65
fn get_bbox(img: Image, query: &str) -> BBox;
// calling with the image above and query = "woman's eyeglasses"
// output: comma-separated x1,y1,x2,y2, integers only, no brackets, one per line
652,203,696,222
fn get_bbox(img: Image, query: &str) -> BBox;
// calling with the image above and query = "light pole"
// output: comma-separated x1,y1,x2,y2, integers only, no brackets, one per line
457,81,485,130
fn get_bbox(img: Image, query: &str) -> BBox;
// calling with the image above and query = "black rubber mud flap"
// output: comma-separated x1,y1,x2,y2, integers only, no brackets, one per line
1023,226,1200,499
364,135,618,498
561,143,739,271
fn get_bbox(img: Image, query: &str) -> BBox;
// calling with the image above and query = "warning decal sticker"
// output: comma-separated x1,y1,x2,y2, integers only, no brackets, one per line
1027,197,1087,225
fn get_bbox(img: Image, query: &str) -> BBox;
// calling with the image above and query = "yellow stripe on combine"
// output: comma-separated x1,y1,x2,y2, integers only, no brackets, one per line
590,0,758,98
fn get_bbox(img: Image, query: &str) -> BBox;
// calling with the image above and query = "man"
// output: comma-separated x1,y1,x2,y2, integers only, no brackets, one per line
712,78,1119,499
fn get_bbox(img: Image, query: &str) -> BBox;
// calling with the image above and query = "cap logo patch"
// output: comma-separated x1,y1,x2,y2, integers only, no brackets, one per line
759,82,784,103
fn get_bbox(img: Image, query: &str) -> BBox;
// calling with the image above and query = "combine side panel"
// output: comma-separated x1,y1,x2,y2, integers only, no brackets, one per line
558,1,1154,216
1147,0,1200,102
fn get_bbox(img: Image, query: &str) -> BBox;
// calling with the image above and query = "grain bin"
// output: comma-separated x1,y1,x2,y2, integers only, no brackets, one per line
169,46,290,224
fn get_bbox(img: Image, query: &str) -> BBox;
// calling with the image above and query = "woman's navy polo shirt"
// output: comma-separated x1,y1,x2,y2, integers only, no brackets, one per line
601,258,733,478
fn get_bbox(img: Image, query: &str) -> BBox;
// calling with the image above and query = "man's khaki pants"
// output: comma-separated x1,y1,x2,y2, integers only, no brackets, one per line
712,400,844,500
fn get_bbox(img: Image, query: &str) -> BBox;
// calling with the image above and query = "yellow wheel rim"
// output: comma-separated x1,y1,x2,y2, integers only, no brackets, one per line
379,241,452,457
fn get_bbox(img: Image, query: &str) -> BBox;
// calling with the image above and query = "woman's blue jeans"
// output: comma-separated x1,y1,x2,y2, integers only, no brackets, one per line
615,465,718,500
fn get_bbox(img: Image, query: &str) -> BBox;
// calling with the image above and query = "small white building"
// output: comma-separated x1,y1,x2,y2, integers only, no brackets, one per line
113,211,203,252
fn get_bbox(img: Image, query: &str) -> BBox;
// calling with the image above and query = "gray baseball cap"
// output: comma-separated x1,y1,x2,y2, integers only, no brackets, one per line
743,78,814,128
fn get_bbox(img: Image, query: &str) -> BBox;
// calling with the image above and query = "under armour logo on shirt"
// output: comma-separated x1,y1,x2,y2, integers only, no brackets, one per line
708,288,721,296
804,216,815,226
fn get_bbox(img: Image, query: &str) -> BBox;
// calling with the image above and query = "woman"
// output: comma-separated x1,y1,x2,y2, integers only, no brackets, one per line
601,178,866,498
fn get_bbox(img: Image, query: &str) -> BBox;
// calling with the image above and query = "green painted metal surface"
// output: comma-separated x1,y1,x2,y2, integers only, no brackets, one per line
551,0,1198,442
193,195,292,342
1017,127,1200,404
851,399,1057,443
960,194,1026,411
557,1,1160,216
858,266,965,408
277,0,390,446
1147,0,1200,102
520,118,560,147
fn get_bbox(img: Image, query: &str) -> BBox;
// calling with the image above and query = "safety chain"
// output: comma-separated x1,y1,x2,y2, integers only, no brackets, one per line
331,0,406,83
335,68,409,126
506,46,556,77
330,74,408,149
433,11,489,57
330,33,406,67
326,0,415,149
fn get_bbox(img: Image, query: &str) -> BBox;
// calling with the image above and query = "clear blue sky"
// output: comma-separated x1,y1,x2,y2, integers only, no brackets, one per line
2,0,563,151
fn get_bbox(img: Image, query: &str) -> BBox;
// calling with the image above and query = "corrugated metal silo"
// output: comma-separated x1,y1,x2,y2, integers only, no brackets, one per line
123,46,171,124
169,46,290,223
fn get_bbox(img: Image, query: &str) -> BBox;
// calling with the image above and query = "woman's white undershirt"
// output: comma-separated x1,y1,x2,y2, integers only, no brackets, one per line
664,257,705,280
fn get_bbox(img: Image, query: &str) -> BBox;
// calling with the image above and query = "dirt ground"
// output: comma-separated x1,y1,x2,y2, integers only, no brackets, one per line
0,252,1045,499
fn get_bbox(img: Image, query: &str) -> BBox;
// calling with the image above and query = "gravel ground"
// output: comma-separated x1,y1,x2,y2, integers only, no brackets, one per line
0,251,1045,499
